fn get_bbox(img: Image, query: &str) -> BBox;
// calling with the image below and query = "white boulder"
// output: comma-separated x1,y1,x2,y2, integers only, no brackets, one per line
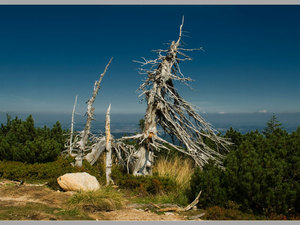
57,172,100,192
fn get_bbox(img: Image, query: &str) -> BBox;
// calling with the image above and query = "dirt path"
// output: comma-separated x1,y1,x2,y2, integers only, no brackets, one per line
0,180,72,208
0,180,186,221
92,208,184,220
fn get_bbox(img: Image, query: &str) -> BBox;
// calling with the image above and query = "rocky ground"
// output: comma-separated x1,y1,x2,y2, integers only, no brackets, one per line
0,179,201,221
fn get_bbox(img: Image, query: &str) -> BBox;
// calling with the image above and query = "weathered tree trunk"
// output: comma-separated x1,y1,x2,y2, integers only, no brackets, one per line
84,136,106,165
75,58,113,167
105,104,113,184
132,31,180,176
132,83,158,175
69,95,78,155
117,17,230,175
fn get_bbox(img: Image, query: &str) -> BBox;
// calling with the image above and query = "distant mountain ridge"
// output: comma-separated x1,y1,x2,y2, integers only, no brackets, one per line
0,112,300,134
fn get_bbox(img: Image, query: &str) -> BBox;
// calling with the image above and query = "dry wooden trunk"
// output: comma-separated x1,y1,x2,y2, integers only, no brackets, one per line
132,84,157,175
105,104,113,184
132,41,179,176
69,95,77,155
84,136,106,165
74,58,113,167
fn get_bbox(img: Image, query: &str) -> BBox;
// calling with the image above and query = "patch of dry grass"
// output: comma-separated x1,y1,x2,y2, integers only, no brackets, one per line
153,157,195,190
68,186,125,212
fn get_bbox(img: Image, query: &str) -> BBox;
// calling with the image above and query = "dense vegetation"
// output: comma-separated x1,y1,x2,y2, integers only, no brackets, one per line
111,165,176,196
189,115,300,218
0,115,66,163
0,156,103,189
0,114,299,219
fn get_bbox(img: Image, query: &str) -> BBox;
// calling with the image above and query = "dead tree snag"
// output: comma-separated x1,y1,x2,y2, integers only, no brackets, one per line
105,104,114,185
116,17,230,175
65,58,113,167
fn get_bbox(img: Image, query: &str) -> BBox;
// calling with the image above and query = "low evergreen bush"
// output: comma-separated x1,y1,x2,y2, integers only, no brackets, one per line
0,156,102,189
0,114,66,163
111,165,176,195
189,120,300,217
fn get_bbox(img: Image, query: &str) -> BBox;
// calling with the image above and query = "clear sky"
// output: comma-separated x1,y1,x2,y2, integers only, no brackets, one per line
0,5,300,115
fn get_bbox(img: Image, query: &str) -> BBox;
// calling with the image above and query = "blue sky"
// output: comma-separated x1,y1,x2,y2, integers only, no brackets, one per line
0,5,300,115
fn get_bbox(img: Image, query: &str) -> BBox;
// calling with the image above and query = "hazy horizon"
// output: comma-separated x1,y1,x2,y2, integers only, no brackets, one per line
1,111,299,134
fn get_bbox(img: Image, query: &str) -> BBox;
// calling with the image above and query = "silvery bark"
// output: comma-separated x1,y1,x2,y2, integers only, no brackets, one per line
84,136,106,165
117,17,230,175
131,24,184,175
69,95,77,155
105,104,113,184
131,83,157,175
74,58,113,167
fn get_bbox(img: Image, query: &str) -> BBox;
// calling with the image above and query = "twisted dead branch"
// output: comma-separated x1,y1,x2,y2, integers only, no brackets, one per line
115,16,230,175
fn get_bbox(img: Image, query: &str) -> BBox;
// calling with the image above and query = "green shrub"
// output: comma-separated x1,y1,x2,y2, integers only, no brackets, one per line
188,162,228,208
0,115,66,163
111,165,176,195
203,205,259,220
224,129,299,216
0,156,103,190
189,122,300,217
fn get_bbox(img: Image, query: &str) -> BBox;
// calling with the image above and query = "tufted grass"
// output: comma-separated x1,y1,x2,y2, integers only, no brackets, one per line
68,186,125,212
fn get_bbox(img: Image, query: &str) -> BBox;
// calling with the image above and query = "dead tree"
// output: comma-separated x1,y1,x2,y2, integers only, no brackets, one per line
64,95,78,157
65,58,113,167
105,104,114,185
116,17,230,175
69,95,78,155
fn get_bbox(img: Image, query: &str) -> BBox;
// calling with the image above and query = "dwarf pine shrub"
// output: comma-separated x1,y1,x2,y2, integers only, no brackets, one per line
189,122,300,217
0,114,66,163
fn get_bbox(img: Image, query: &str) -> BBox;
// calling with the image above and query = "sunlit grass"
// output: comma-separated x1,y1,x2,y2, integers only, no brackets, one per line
68,186,125,211
153,156,195,191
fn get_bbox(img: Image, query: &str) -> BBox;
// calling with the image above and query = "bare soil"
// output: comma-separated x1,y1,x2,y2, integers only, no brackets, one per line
0,179,187,221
